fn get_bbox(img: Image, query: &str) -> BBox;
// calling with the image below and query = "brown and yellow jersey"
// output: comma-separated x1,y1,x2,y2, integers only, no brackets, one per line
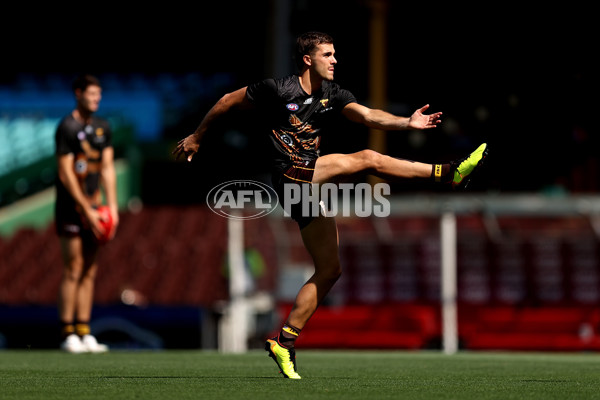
55,114,112,211
246,75,356,172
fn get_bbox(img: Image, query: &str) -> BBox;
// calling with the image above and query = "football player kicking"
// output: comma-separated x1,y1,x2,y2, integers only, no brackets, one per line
175,32,487,378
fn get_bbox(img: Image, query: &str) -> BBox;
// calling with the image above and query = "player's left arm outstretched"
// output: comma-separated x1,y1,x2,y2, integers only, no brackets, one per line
342,103,442,130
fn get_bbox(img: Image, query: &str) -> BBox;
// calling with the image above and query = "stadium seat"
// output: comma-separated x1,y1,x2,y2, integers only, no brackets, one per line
274,303,441,350
2,210,600,351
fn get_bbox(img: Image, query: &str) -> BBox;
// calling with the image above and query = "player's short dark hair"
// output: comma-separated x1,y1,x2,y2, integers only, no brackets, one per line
72,74,101,93
295,31,334,71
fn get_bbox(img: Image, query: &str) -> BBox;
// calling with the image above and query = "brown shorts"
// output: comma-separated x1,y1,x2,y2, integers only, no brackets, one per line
272,159,317,229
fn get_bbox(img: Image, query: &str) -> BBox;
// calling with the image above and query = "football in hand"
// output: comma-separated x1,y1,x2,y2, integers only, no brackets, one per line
96,205,113,244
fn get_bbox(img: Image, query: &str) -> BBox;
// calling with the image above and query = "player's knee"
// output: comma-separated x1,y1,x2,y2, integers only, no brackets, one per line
81,267,97,283
324,263,342,282
357,149,384,172
62,255,85,280
332,267,342,281
63,265,83,281
314,260,342,283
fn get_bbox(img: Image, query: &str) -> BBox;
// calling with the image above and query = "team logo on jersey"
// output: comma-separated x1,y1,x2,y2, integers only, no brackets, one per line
94,127,106,143
77,131,86,141
319,98,333,113
286,103,299,111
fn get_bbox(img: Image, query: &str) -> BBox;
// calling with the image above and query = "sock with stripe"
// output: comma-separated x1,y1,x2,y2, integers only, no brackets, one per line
75,321,91,337
277,322,301,349
431,163,451,183
61,321,75,340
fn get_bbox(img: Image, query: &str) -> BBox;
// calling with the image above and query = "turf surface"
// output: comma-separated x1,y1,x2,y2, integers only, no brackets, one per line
1,350,599,399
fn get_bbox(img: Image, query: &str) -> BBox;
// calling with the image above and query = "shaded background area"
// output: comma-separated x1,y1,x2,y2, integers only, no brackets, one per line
1,1,597,205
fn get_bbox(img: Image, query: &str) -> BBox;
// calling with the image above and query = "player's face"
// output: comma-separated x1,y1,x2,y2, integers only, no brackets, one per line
77,84,102,113
309,43,337,81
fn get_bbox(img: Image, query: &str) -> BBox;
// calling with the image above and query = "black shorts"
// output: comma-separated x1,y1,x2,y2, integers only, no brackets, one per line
272,159,317,230
54,201,95,243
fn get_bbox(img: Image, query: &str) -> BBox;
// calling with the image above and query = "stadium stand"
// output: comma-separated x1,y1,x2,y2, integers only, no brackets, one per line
268,214,600,351
2,206,600,350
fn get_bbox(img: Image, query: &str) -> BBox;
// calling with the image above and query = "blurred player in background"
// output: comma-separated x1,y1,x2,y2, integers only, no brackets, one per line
174,32,487,378
54,74,118,353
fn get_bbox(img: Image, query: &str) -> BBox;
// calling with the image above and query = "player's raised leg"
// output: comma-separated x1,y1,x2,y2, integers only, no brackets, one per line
312,149,432,184
451,143,489,189
312,143,488,188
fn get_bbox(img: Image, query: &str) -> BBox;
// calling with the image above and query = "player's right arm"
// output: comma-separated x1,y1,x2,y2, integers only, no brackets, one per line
57,154,104,238
173,87,252,162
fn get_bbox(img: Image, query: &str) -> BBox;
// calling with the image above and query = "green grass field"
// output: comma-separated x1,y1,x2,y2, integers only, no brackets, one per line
1,349,599,399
